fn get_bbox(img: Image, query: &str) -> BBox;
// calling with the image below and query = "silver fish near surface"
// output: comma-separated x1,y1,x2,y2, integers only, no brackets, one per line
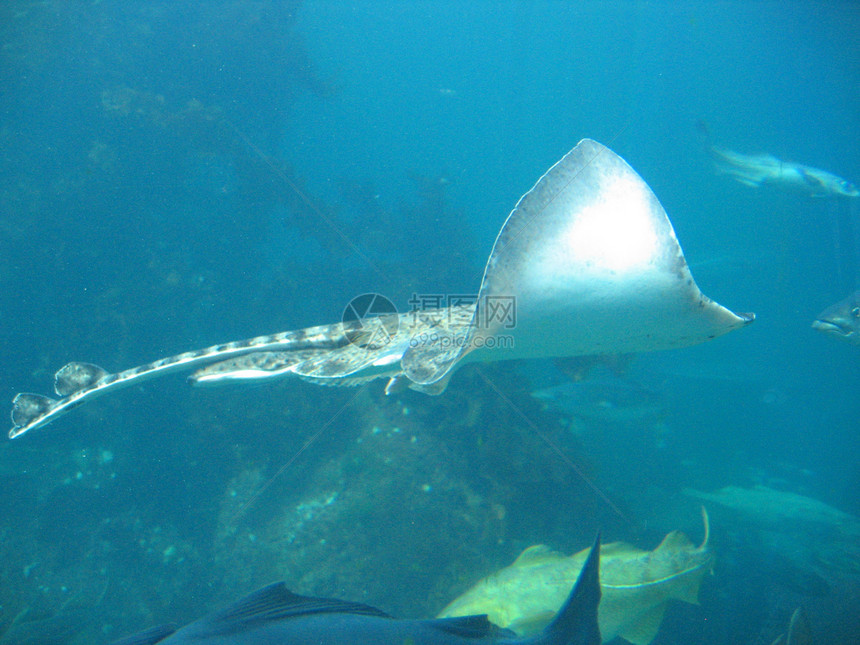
9,139,753,439
696,121,859,197
812,290,860,346
709,147,859,197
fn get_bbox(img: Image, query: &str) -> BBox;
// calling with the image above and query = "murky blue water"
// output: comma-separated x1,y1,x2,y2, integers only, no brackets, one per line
0,2,857,643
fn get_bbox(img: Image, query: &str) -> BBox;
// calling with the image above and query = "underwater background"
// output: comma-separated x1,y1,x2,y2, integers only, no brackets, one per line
0,1,858,643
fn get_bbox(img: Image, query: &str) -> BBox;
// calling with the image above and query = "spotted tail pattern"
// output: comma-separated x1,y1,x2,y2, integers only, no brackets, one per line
9,321,360,439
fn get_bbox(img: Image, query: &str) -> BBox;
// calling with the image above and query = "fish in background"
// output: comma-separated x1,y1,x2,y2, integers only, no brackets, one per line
531,376,668,426
438,511,712,645
696,121,859,197
812,290,860,346
683,485,859,534
683,485,860,582
109,535,603,645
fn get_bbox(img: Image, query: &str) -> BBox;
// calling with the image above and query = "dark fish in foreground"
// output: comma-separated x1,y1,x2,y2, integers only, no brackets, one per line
812,290,860,346
110,536,602,645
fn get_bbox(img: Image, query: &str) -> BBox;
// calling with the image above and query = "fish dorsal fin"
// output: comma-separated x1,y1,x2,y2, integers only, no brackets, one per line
55,362,109,396
109,624,178,645
402,139,751,386
540,532,601,645
10,393,59,427
512,544,564,566
199,582,391,634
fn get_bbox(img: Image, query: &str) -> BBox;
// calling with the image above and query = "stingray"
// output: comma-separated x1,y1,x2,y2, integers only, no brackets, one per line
9,139,753,439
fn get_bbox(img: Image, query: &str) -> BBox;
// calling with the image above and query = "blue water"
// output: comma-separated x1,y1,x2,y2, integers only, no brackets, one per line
0,1,858,644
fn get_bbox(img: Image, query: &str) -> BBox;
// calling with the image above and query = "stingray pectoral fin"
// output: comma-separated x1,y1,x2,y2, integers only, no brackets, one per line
476,138,752,361
399,139,752,389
